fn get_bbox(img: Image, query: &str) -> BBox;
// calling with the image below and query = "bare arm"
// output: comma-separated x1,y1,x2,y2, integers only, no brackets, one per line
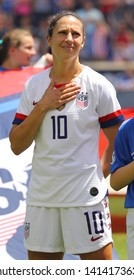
9,81,80,155
101,124,121,178
110,161,134,191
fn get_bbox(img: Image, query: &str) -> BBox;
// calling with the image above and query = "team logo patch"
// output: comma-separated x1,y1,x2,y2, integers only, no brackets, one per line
76,92,88,109
24,222,30,239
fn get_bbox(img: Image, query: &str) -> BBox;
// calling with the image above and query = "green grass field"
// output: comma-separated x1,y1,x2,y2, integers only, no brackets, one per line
113,233,127,260
109,195,128,259
109,195,127,217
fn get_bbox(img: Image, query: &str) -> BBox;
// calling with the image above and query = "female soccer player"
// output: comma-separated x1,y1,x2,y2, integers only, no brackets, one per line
9,10,125,260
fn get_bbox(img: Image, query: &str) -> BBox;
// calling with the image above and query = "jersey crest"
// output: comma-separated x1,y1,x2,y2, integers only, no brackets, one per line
76,92,88,109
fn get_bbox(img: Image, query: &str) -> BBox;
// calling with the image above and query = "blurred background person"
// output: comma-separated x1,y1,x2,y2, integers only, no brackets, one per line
0,28,36,69
0,27,53,69
75,0,112,61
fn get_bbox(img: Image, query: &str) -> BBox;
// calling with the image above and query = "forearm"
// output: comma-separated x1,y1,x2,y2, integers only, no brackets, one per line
110,161,134,191
101,124,121,178
9,102,47,155
101,145,114,178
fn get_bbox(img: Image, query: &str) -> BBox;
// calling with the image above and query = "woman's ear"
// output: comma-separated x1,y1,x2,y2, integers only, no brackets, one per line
47,36,52,47
81,35,86,49
8,46,16,55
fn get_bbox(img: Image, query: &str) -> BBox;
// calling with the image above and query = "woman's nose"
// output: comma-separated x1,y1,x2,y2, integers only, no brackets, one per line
31,47,37,56
65,32,73,41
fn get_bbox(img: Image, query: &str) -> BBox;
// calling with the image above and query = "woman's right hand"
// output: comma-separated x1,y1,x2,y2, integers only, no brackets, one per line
9,80,80,155
37,80,81,112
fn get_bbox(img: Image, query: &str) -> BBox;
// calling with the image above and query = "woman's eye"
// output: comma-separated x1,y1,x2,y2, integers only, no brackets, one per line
59,31,66,34
74,31,81,36
58,31,80,37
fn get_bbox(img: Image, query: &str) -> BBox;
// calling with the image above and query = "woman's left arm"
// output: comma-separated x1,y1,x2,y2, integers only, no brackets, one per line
101,124,121,178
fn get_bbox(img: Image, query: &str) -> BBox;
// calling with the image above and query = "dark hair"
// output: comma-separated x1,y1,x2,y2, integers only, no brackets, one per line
47,10,84,37
0,28,33,65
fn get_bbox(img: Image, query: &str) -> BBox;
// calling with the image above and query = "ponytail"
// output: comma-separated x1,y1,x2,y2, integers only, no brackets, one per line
0,38,10,65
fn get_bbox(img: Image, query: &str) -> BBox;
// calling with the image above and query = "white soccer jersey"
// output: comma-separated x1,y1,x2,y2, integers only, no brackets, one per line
13,66,124,207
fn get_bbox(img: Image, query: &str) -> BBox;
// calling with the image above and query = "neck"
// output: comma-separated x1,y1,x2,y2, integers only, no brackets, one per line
50,60,83,84
1,59,19,70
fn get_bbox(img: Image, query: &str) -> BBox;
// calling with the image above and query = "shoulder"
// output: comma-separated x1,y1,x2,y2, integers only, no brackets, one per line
119,118,134,131
83,65,107,79
25,66,51,88
115,118,134,142
82,66,117,104
83,65,115,87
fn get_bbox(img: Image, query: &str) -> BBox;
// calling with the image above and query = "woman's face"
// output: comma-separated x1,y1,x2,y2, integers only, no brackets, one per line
48,16,85,60
11,35,36,67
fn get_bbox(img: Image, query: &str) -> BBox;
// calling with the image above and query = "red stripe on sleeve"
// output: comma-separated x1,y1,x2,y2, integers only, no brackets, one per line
15,113,27,120
99,109,123,122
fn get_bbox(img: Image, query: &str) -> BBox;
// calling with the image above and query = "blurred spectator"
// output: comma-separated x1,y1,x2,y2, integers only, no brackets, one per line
0,0,134,63
12,0,32,26
113,23,134,60
33,17,50,61
0,28,36,69
0,26,53,68
107,0,130,30
4,13,15,30
112,21,130,60
77,0,105,22
76,0,109,60
32,0,52,26
99,0,119,20
91,20,113,60
13,0,32,16
0,0,13,13
0,10,14,37
18,14,33,31
52,0,77,13
126,30,134,60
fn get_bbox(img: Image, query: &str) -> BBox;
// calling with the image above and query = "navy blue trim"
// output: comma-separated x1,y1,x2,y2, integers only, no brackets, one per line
100,115,125,128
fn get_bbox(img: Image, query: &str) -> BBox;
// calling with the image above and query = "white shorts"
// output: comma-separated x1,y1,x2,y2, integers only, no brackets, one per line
24,196,113,254
126,209,134,259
